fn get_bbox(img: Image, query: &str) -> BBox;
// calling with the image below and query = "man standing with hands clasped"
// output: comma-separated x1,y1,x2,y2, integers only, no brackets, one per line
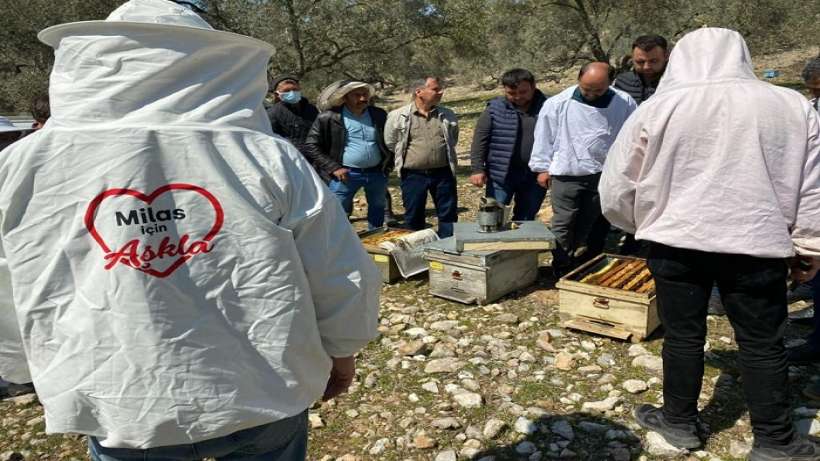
469,68,549,221
385,77,459,237
529,62,636,276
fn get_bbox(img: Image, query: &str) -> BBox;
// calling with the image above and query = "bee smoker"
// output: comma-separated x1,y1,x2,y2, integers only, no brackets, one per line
477,197,505,233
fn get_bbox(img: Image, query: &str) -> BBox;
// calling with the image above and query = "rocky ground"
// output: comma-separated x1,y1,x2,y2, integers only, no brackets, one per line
2,70,820,461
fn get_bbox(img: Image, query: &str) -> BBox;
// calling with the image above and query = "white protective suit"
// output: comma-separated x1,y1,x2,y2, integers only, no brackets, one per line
529,85,636,176
0,0,380,449
600,28,820,258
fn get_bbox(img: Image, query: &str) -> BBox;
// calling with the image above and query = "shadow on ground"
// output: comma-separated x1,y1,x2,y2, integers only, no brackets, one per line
470,412,642,460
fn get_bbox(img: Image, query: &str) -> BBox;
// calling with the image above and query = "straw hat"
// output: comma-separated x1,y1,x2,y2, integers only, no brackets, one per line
316,80,376,111
38,0,273,52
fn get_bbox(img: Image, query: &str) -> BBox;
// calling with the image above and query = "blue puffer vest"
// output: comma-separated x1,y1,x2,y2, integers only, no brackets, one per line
486,90,546,184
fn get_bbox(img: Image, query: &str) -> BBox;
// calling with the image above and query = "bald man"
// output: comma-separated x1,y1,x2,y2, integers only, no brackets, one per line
529,62,637,276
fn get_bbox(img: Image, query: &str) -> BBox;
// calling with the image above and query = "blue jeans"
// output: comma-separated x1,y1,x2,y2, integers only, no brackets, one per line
485,167,547,221
88,411,308,461
400,167,458,238
328,167,387,230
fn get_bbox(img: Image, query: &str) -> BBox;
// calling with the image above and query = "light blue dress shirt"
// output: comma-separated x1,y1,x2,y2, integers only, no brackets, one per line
341,107,381,168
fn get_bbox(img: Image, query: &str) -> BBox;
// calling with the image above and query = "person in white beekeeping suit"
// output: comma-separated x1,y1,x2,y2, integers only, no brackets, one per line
600,28,820,460
0,116,34,399
0,1,381,459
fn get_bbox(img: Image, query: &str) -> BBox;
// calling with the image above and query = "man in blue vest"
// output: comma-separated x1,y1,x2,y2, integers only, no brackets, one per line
469,69,548,221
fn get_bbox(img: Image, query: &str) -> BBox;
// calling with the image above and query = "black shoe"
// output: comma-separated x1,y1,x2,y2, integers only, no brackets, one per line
749,436,820,461
0,382,35,399
804,381,820,401
633,404,701,449
788,283,815,303
787,344,820,364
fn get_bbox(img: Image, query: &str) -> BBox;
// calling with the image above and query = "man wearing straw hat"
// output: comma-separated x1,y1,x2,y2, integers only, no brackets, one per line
304,80,392,230
0,0,380,459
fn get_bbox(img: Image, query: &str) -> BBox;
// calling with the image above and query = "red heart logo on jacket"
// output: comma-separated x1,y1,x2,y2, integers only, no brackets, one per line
84,184,224,278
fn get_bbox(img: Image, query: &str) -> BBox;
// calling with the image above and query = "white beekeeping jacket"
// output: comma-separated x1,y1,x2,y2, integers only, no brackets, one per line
529,85,636,176
0,244,29,384
600,28,820,258
0,0,380,449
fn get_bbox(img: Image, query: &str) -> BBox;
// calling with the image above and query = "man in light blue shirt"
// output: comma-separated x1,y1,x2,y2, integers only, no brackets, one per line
529,62,636,276
304,81,392,229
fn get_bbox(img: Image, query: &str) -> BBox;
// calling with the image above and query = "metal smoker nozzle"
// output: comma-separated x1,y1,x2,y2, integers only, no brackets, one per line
478,197,502,233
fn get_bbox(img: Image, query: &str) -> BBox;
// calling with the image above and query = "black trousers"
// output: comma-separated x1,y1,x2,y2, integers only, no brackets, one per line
648,242,794,447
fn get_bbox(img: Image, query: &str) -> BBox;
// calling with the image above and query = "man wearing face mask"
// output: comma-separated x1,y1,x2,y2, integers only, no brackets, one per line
266,75,319,158
529,62,637,276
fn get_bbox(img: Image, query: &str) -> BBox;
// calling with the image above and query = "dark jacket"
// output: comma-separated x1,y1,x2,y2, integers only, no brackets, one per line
266,98,319,154
470,90,547,185
613,70,661,105
303,106,392,181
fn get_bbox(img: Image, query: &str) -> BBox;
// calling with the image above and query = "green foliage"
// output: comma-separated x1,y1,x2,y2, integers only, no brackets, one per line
0,0,817,112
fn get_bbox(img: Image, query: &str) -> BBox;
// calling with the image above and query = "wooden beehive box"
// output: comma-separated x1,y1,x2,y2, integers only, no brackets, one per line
424,244,539,305
358,227,415,284
556,253,659,342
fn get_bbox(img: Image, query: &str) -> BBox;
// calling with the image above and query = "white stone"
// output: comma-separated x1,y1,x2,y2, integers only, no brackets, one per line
434,449,457,461
622,379,649,394
514,416,537,434
432,417,461,430
581,397,620,413
483,418,507,439
308,413,324,429
628,344,650,357
645,431,687,457
554,352,575,370
453,392,483,409
421,381,440,393
632,354,664,373
430,320,459,331
444,383,461,394
424,358,464,374
405,327,428,338
729,439,752,458
369,438,392,455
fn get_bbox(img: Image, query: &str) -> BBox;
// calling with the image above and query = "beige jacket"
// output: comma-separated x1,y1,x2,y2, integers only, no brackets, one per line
385,102,459,175
600,28,820,258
